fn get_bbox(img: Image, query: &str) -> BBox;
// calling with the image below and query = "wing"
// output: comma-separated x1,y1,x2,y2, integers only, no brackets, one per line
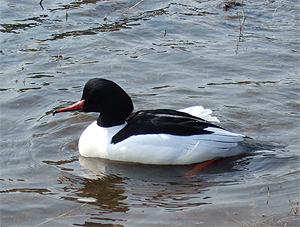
111,109,223,144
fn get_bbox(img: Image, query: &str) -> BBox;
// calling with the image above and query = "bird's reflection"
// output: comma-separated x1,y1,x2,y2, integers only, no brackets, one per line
56,154,256,226
78,155,251,182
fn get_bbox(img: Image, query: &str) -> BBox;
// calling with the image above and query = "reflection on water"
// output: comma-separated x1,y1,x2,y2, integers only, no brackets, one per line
60,172,129,213
0,0,299,226
44,154,298,226
78,155,252,180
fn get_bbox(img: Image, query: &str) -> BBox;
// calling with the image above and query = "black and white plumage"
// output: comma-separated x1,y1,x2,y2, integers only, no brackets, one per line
54,78,250,165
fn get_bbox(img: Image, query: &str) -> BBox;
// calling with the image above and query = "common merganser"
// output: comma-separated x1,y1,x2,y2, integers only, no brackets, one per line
54,78,250,165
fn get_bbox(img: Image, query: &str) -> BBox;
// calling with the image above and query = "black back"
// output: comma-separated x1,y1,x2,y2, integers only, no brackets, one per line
111,109,222,144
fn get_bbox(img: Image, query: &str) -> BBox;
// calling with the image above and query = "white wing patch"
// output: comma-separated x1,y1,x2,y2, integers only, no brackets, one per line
178,106,220,122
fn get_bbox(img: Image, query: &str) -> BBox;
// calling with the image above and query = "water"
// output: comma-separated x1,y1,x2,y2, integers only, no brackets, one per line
1,0,299,226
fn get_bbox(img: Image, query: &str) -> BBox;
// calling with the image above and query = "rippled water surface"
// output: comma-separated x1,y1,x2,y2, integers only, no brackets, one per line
1,0,299,226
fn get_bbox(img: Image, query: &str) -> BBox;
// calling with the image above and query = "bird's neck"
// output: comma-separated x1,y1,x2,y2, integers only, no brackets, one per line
97,113,127,127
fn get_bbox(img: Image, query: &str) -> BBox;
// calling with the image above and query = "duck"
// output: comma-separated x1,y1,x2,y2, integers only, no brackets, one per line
54,78,251,165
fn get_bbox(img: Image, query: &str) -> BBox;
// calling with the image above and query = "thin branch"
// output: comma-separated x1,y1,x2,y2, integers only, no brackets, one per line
266,186,270,204
35,202,88,227
39,0,44,10
235,0,246,55
122,0,145,14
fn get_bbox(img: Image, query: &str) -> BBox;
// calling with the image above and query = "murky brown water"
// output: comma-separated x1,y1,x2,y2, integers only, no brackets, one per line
1,0,299,226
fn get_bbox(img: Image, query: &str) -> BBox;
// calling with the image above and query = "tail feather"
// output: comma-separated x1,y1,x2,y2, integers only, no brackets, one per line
236,137,284,155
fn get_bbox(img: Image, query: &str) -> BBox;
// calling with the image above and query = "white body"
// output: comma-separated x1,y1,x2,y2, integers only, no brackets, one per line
78,106,245,165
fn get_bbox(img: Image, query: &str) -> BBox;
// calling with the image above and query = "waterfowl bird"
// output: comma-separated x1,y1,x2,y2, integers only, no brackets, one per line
54,78,250,165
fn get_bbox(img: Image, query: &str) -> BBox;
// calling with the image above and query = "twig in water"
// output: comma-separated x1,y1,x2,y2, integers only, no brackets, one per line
57,48,62,61
237,1,246,32
35,202,88,226
122,0,145,14
296,196,299,214
104,12,108,21
266,186,270,204
235,0,246,55
66,10,68,22
40,0,44,10
289,196,299,215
